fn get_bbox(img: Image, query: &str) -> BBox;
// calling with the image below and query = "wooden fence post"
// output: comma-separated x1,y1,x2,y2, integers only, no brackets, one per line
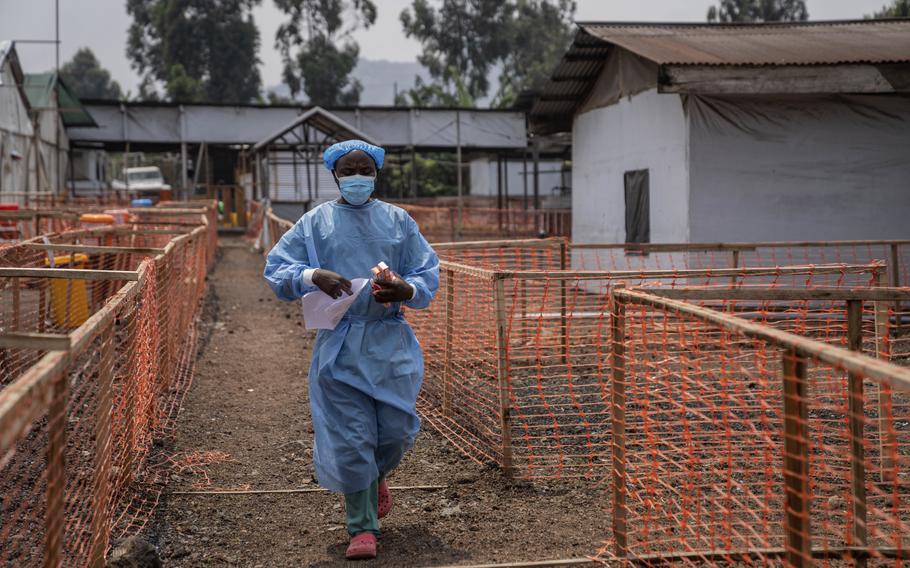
12,277,20,331
610,286,628,558
846,300,868,567
45,369,68,568
782,348,812,568
443,268,454,418
889,244,902,337
494,275,513,477
88,324,116,567
559,239,569,365
872,272,897,481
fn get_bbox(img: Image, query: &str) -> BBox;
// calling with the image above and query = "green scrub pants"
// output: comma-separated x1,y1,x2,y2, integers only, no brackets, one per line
345,478,379,536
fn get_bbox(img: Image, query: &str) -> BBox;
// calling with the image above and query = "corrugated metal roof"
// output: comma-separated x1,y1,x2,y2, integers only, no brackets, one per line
530,19,910,134
580,19,910,67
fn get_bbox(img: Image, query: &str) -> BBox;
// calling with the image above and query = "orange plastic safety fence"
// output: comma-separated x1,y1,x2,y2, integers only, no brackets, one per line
0,205,214,567
409,253,886,481
596,289,910,566
399,205,571,242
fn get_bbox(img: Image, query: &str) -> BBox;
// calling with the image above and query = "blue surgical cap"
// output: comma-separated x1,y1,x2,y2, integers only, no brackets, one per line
323,139,385,171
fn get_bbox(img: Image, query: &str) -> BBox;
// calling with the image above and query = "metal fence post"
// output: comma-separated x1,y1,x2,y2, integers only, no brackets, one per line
846,300,868,567
782,348,811,568
494,275,513,477
610,286,628,558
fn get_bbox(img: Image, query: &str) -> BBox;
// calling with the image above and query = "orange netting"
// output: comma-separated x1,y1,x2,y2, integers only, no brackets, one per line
408,246,888,481
595,288,909,566
397,204,571,242
0,203,216,567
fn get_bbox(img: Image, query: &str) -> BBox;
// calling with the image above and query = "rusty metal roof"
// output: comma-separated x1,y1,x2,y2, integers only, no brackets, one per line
530,19,910,134
580,19,910,67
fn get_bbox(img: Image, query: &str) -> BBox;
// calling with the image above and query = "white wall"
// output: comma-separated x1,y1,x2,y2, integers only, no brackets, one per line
687,95,910,242
469,157,567,199
572,88,689,246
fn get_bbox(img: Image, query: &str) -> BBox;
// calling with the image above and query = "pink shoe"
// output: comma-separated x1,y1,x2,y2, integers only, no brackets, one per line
346,533,377,560
378,478,392,518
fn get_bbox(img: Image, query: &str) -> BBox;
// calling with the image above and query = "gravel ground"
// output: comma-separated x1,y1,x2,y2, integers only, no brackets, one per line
149,238,608,567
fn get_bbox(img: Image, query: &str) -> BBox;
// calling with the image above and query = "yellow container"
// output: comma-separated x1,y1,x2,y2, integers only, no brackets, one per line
46,254,90,328
229,212,238,227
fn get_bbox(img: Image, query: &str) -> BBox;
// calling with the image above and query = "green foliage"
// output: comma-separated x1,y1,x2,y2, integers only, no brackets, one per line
126,0,263,103
381,153,459,198
400,0,512,103
59,48,123,100
707,0,808,22
399,0,576,108
495,0,576,108
867,0,910,17
274,0,377,106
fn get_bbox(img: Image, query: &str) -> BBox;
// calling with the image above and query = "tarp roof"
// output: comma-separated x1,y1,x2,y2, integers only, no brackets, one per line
23,72,97,127
580,19,910,67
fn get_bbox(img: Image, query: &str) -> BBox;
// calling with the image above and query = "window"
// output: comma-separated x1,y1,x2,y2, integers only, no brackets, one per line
624,169,650,244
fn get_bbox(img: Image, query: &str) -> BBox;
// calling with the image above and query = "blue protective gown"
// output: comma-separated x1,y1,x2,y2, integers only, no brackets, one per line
263,199,439,494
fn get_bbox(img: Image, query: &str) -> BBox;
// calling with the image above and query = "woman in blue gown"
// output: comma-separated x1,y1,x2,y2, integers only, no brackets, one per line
263,139,439,560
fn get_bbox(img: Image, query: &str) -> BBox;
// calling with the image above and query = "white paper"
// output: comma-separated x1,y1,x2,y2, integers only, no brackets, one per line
301,278,370,330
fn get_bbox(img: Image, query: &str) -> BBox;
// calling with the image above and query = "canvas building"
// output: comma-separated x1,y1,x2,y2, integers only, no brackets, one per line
530,20,910,249
0,41,34,199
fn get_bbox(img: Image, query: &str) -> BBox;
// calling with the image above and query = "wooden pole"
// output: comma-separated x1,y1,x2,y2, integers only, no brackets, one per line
560,240,569,364
44,371,67,568
889,244,901,337
494,276,513,477
88,325,115,567
610,287,628,558
845,300,868,568
12,278,20,331
872,272,896,481
782,348,812,568
443,268,455,418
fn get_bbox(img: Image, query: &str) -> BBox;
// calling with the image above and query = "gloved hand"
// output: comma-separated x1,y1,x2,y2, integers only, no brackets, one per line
372,271,414,304
312,269,353,299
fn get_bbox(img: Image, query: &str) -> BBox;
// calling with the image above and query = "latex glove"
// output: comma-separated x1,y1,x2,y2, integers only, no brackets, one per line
372,271,414,304
312,269,353,299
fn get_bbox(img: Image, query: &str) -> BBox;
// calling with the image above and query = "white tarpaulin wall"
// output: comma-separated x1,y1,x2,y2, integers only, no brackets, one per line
687,94,910,242
0,45,33,197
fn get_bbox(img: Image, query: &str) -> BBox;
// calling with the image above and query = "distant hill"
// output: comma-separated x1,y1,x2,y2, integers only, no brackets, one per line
266,58,430,106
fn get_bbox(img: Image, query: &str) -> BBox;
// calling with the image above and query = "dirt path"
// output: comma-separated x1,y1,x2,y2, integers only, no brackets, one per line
152,237,608,567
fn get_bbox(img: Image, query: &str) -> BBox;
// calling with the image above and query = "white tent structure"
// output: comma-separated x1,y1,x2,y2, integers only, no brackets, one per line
0,41,35,199
531,20,910,248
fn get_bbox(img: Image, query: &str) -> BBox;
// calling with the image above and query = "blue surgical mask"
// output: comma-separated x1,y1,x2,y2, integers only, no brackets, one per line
338,175,376,206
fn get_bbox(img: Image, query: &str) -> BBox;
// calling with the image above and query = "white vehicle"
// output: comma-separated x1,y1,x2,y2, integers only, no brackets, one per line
111,166,172,194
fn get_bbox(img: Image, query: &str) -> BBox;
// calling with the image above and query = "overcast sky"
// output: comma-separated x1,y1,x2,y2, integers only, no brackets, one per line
0,0,890,96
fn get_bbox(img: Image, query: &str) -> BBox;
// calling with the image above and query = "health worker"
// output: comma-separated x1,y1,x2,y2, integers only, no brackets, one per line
263,139,439,560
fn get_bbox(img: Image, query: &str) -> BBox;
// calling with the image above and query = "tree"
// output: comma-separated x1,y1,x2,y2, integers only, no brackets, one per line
274,0,377,106
495,0,576,107
707,0,808,23
399,0,575,108
126,0,263,103
400,0,512,103
867,0,910,18
59,48,123,100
